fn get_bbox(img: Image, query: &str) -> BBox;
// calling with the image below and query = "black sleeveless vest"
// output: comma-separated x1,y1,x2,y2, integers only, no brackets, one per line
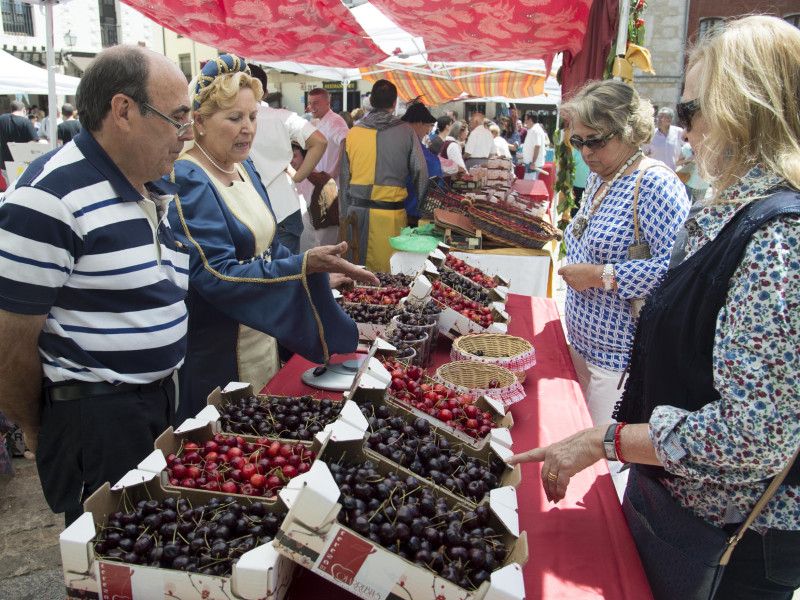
614,189,800,484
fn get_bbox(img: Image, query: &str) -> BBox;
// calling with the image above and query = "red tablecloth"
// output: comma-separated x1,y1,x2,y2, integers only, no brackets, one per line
265,295,653,599
540,161,556,201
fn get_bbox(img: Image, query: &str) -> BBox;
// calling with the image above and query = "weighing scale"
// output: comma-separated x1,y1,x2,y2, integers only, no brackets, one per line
300,357,366,391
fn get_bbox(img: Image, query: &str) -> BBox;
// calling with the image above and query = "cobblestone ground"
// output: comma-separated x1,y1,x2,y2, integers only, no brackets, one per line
0,458,64,600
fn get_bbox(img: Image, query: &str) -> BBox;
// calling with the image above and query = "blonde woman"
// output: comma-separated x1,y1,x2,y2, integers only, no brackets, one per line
511,16,800,599
168,56,377,422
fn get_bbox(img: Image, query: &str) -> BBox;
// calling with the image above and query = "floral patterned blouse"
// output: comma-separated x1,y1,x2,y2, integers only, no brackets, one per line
649,167,800,532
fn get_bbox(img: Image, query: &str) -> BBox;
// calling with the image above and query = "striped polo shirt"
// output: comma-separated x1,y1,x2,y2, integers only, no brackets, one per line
0,131,189,384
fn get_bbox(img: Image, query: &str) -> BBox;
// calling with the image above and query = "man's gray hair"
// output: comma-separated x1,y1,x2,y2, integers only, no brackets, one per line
76,45,151,133
658,107,675,120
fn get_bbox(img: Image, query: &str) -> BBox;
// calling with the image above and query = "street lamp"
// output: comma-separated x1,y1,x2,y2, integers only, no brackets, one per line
64,30,77,48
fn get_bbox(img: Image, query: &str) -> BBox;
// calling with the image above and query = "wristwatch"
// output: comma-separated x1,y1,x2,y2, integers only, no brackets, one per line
603,424,619,461
601,263,616,291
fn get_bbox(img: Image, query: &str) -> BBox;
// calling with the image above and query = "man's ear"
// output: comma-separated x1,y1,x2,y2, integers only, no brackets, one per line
108,93,136,133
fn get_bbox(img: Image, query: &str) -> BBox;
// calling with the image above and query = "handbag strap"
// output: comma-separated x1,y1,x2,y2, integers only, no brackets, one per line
721,443,800,565
631,161,672,244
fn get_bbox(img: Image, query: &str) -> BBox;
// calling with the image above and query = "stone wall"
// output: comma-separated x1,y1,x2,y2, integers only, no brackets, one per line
632,0,688,112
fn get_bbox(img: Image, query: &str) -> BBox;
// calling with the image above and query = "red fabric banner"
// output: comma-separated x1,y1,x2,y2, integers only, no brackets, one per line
120,0,388,67
369,0,593,63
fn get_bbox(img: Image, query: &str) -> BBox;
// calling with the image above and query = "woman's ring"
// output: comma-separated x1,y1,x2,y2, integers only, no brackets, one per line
547,471,558,481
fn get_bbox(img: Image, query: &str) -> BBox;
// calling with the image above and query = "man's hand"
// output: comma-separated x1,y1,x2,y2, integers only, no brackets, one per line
0,310,46,460
306,242,380,286
329,272,353,289
558,263,604,292
23,431,37,458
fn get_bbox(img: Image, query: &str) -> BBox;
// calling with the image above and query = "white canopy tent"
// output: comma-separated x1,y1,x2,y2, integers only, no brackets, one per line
0,49,81,96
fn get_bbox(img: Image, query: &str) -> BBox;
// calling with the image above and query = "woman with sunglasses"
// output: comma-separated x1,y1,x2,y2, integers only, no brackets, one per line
511,16,800,599
556,80,690,475
166,56,378,422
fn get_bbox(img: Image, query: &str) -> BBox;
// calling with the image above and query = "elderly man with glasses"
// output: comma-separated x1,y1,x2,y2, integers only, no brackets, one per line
642,106,684,171
0,45,193,526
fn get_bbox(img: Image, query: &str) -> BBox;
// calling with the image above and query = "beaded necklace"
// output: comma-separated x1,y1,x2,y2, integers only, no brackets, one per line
195,142,237,175
572,150,642,240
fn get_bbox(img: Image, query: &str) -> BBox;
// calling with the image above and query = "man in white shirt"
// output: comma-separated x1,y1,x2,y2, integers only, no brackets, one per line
307,88,350,188
642,107,683,171
521,111,546,179
248,65,328,254
463,112,494,168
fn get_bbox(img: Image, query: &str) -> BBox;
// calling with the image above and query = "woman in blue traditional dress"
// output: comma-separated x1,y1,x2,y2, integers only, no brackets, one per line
167,56,377,422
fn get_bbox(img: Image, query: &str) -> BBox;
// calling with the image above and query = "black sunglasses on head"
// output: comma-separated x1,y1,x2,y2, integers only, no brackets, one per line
676,99,701,131
570,131,615,151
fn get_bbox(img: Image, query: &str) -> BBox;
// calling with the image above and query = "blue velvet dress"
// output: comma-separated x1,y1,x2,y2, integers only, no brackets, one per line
167,155,357,422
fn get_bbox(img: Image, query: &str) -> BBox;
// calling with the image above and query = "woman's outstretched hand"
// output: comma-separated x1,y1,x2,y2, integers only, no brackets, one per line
507,426,607,502
306,242,380,286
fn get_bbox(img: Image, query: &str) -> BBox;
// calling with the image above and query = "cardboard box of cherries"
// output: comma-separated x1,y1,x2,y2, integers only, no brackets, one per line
273,423,527,600
60,468,295,600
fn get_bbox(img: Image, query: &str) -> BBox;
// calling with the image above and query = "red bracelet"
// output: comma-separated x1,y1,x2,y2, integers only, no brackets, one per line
614,422,627,463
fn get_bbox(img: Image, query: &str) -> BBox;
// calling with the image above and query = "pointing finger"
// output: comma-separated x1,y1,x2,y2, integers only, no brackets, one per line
507,447,546,465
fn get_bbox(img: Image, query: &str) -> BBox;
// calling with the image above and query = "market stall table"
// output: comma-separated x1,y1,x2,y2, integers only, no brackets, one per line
264,295,653,599
389,245,556,297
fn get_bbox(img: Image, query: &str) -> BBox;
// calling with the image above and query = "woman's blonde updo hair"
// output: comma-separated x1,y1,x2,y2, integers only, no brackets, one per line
560,80,654,149
686,15,800,196
191,71,262,137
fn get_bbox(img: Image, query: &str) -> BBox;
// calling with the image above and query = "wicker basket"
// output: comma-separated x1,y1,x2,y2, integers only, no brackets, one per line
420,189,471,218
435,361,525,407
451,334,536,382
471,205,561,250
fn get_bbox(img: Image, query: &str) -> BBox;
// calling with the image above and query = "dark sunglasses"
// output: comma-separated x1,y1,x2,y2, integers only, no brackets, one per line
676,99,701,131
570,131,616,151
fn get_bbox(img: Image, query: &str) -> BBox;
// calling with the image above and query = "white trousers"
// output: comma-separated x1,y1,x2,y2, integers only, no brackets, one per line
568,345,630,500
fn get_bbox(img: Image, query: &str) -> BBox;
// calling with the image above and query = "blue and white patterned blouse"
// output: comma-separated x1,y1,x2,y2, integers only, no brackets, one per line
565,163,690,371
650,167,800,532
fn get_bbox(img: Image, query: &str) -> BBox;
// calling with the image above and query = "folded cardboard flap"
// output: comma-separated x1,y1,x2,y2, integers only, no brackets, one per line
337,400,370,432
485,560,527,600
59,512,96,574
409,273,432,299
111,468,159,490
222,381,252,393
137,448,168,474
194,404,221,423
489,486,520,537
232,542,273,598
322,413,368,442
278,460,340,526
490,438,514,460
489,427,514,448
174,417,219,435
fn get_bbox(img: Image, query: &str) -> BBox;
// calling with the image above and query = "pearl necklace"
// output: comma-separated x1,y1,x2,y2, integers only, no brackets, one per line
195,142,237,175
572,150,642,241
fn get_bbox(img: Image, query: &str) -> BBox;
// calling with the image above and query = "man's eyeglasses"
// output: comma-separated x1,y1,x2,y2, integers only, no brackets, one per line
141,102,193,137
570,131,616,151
676,99,701,131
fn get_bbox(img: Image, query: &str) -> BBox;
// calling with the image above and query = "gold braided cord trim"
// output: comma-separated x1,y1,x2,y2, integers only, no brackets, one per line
300,250,330,363
170,167,330,363
169,169,302,284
